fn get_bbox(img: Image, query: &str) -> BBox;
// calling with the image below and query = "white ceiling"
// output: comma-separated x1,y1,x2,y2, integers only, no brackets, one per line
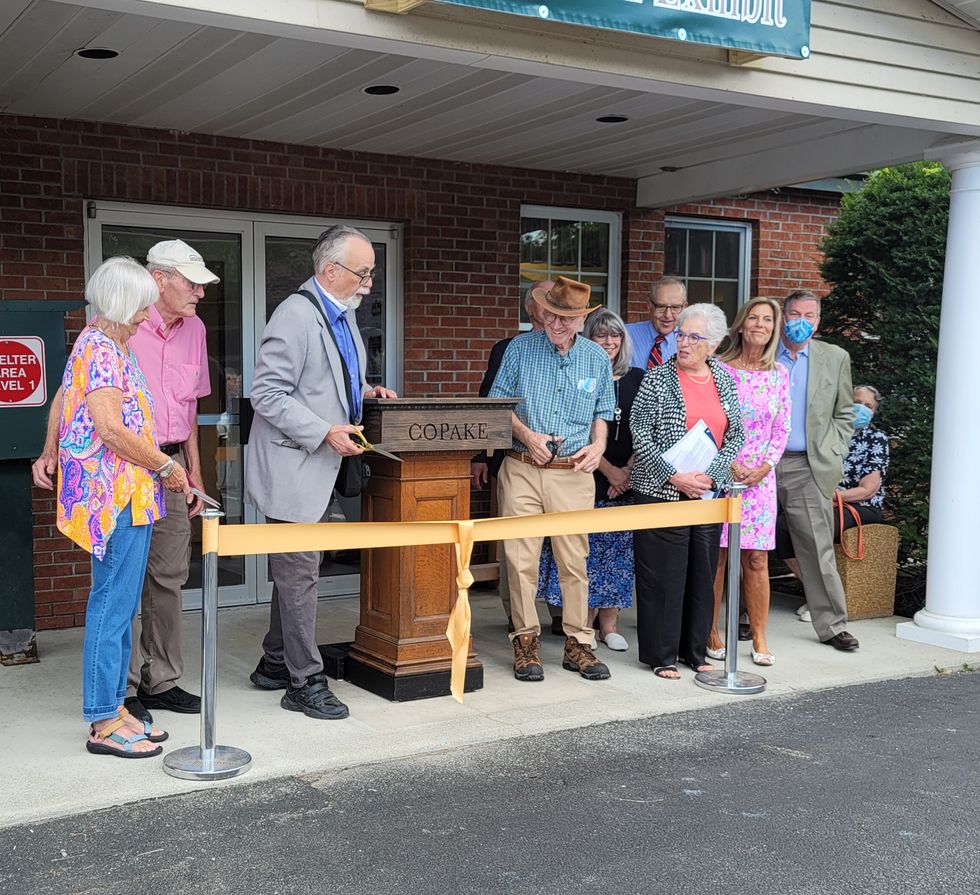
931,0,980,29
0,0,899,182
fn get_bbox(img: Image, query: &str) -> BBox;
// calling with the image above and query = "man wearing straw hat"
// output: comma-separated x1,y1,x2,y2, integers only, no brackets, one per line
489,276,615,682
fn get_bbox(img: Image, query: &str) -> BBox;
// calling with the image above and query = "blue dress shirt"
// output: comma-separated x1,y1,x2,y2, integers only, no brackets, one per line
312,279,362,421
777,340,809,452
625,321,678,369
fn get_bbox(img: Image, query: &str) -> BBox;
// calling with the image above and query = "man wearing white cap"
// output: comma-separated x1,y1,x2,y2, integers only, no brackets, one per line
33,239,219,722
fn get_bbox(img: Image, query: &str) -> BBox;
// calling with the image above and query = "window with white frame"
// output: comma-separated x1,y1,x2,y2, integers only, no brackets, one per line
664,218,752,322
519,206,621,327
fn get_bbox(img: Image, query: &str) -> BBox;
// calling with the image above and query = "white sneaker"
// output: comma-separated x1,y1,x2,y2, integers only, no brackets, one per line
591,635,598,650
600,632,629,651
795,603,809,618
798,608,811,623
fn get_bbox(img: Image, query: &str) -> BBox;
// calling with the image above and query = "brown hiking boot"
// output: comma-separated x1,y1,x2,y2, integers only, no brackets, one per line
512,633,544,682
563,637,611,680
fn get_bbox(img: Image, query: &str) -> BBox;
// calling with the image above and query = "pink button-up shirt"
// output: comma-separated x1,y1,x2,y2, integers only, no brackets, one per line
128,305,211,445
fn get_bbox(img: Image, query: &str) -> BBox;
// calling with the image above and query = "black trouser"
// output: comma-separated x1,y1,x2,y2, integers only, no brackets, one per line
775,502,882,560
633,493,721,669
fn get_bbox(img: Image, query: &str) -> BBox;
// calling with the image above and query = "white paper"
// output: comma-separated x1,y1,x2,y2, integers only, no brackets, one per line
662,419,719,498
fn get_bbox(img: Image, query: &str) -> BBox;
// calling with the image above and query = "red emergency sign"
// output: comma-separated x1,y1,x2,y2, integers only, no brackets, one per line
0,337,47,407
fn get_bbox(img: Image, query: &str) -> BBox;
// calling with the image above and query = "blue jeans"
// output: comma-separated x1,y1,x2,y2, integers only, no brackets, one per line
82,504,154,722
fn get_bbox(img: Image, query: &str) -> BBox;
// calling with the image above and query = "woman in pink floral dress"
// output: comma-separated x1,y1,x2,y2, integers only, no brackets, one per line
706,297,790,666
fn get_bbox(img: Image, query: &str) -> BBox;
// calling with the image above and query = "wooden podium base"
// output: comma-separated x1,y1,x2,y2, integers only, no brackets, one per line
319,641,483,702
345,451,484,701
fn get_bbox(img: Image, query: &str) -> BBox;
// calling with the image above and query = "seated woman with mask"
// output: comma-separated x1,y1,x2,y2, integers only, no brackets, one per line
777,385,890,616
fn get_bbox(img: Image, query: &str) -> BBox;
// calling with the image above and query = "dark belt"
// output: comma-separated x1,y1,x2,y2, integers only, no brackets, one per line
782,451,807,457
160,442,182,456
508,450,578,470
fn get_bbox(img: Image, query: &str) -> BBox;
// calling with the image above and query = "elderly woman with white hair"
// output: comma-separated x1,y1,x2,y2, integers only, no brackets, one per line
629,303,745,680
57,256,190,758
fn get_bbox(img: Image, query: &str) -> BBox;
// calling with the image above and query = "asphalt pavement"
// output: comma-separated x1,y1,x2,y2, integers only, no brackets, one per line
4,671,979,895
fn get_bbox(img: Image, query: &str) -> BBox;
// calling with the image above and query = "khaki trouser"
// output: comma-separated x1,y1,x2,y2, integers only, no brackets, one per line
497,456,594,644
776,453,849,641
127,451,192,696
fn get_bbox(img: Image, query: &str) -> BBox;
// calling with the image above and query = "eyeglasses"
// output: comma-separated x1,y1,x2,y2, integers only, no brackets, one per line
651,303,686,316
331,260,376,285
542,311,582,327
165,270,204,291
676,331,709,344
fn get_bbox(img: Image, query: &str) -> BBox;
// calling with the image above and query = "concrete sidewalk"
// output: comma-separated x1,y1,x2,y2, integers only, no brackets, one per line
2,589,974,829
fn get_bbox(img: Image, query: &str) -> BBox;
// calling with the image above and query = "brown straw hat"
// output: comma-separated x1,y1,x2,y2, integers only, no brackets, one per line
530,276,600,318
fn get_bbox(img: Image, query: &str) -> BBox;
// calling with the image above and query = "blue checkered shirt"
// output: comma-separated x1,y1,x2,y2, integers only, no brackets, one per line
488,330,615,456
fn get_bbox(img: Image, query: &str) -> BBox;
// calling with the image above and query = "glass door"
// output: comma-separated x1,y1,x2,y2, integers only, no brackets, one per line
89,211,256,608
253,222,401,599
87,204,402,607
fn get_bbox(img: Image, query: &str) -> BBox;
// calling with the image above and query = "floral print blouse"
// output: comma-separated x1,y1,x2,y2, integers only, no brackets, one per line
57,325,165,559
840,425,889,509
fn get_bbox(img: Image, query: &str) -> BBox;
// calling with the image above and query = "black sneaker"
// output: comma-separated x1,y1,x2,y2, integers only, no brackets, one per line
250,657,291,690
123,695,152,725
281,673,350,720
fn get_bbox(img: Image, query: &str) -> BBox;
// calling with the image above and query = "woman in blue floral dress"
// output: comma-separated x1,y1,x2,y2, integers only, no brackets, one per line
536,310,641,652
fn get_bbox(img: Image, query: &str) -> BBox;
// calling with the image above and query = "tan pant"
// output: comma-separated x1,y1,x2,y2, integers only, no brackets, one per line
776,453,848,641
498,540,562,622
127,456,192,696
497,456,594,644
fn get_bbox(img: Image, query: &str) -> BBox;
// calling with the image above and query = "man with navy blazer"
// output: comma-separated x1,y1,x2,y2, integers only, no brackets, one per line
775,289,858,651
245,225,396,719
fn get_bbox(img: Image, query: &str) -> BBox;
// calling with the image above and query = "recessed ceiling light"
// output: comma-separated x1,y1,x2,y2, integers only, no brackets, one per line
363,85,400,96
596,114,629,124
76,47,119,60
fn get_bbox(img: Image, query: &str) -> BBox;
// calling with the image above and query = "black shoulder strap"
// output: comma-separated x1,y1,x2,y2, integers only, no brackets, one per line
298,289,356,425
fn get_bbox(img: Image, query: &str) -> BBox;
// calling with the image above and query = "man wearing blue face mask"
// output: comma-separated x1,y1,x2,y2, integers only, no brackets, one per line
775,290,859,651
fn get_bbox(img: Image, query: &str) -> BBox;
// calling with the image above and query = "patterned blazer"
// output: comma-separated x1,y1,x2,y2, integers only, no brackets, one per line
628,357,745,501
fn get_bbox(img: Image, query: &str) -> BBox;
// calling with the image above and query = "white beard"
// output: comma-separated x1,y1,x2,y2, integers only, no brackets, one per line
336,293,364,312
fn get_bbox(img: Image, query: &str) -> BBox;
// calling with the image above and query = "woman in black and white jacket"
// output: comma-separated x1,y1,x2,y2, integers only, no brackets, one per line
629,303,745,680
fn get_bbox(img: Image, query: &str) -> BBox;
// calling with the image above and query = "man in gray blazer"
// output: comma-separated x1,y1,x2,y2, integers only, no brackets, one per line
245,225,396,719
775,290,858,651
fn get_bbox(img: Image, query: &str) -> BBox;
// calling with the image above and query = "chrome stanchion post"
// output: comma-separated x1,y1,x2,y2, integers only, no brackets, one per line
164,508,252,780
695,483,766,695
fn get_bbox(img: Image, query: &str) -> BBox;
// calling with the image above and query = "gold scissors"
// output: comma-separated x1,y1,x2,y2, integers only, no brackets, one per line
350,428,403,463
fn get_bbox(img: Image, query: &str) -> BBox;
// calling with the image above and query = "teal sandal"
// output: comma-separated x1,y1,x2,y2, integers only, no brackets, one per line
86,717,163,759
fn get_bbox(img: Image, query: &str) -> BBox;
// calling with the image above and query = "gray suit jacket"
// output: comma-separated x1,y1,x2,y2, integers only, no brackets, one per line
244,277,368,523
804,339,854,500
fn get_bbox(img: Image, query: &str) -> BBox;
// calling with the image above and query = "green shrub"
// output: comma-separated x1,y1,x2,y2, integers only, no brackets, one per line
819,162,950,568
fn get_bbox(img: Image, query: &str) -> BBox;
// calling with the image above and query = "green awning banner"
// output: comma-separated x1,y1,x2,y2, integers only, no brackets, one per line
435,0,811,59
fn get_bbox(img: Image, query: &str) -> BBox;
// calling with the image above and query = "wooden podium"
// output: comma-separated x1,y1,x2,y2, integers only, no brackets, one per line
343,397,517,701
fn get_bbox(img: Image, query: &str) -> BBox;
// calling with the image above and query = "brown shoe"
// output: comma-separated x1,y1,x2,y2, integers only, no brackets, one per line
513,634,544,682
562,637,611,680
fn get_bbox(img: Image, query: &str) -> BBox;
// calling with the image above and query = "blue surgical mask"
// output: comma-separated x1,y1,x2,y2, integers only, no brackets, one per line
784,318,815,345
852,403,874,429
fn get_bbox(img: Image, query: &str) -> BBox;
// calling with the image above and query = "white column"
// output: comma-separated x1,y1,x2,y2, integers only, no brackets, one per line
897,141,980,652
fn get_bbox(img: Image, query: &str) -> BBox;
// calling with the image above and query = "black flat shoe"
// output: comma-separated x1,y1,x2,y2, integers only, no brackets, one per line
137,685,201,714
123,696,152,725
550,616,564,636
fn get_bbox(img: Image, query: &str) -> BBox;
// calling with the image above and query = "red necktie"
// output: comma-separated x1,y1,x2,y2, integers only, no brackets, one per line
647,334,666,369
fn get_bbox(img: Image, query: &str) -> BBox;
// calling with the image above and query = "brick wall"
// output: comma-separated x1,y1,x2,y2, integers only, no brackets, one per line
0,114,839,628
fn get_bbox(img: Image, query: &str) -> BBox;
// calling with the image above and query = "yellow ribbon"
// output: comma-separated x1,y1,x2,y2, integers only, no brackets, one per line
209,497,744,702
447,521,475,703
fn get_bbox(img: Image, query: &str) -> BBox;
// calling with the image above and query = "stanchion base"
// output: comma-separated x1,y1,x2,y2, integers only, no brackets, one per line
163,745,252,781
694,669,766,695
